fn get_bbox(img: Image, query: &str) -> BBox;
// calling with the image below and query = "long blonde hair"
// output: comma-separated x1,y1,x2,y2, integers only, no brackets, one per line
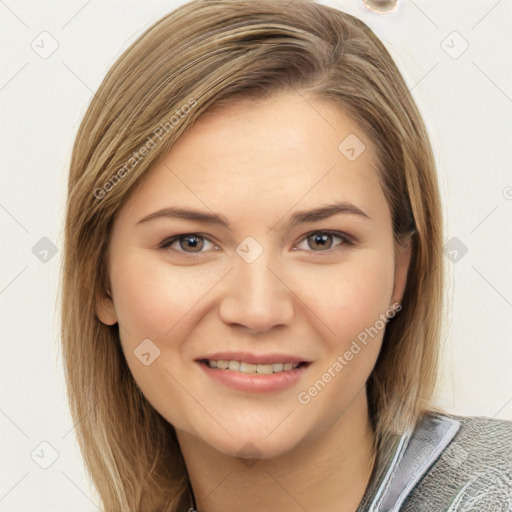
59,1,444,510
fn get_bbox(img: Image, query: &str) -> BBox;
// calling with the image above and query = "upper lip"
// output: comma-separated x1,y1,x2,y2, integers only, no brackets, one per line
196,352,310,365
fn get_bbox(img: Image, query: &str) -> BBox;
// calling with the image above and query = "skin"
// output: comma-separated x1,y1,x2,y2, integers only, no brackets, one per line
96,93,411,512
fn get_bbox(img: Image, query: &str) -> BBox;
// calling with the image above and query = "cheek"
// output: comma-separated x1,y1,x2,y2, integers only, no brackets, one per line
293,252,395,426
301,249,396,348
108,254,217,422
110,251,222,340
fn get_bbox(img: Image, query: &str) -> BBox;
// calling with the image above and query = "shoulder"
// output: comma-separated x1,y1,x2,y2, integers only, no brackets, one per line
446,413,511,459
403,413,512,511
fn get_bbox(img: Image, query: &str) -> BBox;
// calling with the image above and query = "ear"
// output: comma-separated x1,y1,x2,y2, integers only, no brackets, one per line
95,287,118,325
391,237,413,306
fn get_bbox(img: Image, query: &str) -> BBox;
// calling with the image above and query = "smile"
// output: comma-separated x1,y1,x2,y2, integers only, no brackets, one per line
195,352,311,392
203,359,305,374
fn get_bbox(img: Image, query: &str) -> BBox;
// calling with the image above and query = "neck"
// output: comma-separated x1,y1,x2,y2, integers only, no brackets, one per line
177,391,376,512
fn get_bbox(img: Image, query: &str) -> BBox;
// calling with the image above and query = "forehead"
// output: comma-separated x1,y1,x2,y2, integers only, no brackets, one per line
116,93,388,228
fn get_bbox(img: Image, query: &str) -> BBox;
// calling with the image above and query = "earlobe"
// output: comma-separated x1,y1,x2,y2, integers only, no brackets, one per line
391,239,413,306
95,289,118,325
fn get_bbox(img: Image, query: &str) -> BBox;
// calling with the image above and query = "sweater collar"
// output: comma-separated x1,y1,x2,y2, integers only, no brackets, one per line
356,414,461,512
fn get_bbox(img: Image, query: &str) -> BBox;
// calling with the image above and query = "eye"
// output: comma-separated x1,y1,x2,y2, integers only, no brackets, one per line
159,230,353,257
159,233,219,256
295,230,353,253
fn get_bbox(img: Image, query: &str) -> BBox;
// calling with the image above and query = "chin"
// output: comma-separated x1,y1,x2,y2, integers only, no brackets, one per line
184,419,305,462
213,434,300,461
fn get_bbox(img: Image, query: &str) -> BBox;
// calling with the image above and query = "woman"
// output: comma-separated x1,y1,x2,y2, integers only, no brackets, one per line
59,1,511,511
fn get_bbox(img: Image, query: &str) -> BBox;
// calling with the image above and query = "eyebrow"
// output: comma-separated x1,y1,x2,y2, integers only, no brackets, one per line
136,201,371,230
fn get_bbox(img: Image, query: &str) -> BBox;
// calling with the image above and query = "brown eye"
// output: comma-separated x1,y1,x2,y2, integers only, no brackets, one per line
296,230,352,253
307,233,334,251
159,233,217,255
177,234,204,252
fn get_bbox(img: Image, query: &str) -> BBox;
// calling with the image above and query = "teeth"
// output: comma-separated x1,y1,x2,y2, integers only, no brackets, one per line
228,360,240,371
256,364,273,375
207,359,301,374
240,362,257,374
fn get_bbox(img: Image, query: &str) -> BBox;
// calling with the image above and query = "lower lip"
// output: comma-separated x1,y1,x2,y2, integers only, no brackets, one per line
197,362,310,393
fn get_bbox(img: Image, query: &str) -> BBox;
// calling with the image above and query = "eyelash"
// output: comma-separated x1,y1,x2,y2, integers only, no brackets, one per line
158,230,354,258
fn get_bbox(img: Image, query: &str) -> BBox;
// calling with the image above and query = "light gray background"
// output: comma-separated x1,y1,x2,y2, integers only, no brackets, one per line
1,0,511,510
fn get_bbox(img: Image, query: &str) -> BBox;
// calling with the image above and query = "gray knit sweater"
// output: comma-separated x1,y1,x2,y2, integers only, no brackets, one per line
356,413,512,511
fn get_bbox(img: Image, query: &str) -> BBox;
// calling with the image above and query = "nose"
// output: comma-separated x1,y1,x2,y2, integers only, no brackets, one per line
218,251,295,334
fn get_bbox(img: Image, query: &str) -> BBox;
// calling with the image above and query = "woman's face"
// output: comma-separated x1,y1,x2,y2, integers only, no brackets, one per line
96,93,411,459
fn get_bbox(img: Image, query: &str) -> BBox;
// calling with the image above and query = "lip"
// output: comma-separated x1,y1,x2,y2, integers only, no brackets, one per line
195,352,312,394
196,351,309,365
197,360,311,393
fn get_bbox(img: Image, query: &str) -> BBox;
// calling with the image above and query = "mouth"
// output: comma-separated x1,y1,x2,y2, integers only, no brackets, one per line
195,353,312,393
197,359,310,375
